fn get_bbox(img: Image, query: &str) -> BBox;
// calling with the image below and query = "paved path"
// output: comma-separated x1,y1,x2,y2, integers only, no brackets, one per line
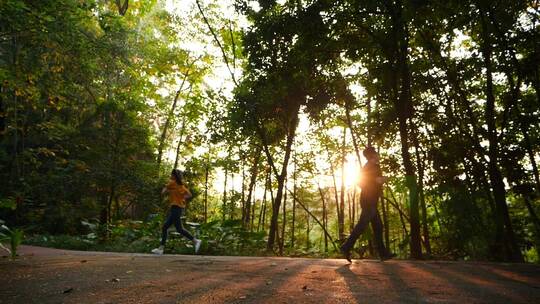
1,246,539,303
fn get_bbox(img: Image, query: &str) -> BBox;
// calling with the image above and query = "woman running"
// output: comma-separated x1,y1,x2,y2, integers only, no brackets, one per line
152,169,201,255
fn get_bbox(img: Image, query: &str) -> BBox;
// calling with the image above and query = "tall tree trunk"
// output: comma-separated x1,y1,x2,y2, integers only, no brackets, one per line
280,180,287,255
367,96,372,146
350,187,357,229
306,199,310,250
229,172,235,220
523,196,540,245
222,165,228,221
261,197,267,232
344,101,363,166
258,171,269,232
289,187,338,251
413,129,431,255
487,9,540,191
259,111,299,251
318,185,329,252
419,28,500,218
266,171,275,231
329,154,342,241
392,6,422,258
479,9,523,262
244,149,261,227
251,190,257,232
157,71,192,171
241,150,246,222
387,190,410,236
381,190,390,252
291,151,297,248
339,127,347,240
347,192,353,232
204,157,209,223
326,144,344,241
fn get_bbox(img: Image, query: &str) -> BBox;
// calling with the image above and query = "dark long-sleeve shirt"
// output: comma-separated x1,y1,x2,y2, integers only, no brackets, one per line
359,161,383,204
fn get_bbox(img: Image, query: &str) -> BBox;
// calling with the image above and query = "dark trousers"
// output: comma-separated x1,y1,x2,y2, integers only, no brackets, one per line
341,198,388,257
161,206,194,246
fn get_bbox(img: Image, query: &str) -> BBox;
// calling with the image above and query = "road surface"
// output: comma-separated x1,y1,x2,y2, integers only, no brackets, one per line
1,246,539,303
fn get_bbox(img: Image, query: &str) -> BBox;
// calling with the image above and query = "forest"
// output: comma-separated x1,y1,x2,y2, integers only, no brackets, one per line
1,0,539,263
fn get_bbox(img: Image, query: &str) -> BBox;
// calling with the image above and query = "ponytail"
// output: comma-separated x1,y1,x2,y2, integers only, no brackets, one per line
171,169,184,185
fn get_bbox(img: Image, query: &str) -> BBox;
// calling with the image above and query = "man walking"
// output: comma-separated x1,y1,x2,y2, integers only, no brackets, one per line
340,146,394,262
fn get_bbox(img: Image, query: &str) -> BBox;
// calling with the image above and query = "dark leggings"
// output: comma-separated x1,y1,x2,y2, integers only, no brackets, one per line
341,198,388,257
161,206,194,246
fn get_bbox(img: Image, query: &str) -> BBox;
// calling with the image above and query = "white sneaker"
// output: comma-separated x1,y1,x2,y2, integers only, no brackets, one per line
151,246,164,255
194,239,201,254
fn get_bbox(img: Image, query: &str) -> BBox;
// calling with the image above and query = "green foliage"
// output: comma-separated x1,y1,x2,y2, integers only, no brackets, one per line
9,228,23,258
0,198,16,210
0,196,23,258
0,222,23,258
1,0,539,263
25,218,266,256
525,247,539,263
25,216,162,253
198,220,266,255
0,0,190,234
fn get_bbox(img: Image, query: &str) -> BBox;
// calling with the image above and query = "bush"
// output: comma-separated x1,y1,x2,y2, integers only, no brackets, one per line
0,198,24,258
1,224,24,258
196,219,266,256
24,218,267,256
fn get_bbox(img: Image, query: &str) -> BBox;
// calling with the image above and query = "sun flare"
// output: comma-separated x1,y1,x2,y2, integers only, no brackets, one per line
341,156,361,188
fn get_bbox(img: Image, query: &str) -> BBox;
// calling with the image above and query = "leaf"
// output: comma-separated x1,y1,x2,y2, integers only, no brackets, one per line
0,198,16,210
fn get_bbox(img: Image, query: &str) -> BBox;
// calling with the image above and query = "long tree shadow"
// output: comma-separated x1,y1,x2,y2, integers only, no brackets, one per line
414,261,540,303
335,259,540,304
99,256,296,304
474,262,540,288
172,258,310,303
336,261,425,304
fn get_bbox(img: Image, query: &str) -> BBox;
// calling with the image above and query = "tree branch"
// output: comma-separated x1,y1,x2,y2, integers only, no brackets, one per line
285,186,339,251
195,0,238,86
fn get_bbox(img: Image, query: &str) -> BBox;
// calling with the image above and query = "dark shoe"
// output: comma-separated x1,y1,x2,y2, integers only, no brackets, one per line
380,252,396,261
340,246,352,263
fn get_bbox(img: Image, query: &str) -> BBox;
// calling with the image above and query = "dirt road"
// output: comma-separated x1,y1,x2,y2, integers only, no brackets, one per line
1,246,539,303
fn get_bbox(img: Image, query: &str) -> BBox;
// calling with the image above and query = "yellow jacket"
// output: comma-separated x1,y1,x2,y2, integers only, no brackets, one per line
165,180,191,208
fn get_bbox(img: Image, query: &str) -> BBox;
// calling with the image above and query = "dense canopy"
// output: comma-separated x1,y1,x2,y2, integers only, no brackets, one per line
1,0,539,262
